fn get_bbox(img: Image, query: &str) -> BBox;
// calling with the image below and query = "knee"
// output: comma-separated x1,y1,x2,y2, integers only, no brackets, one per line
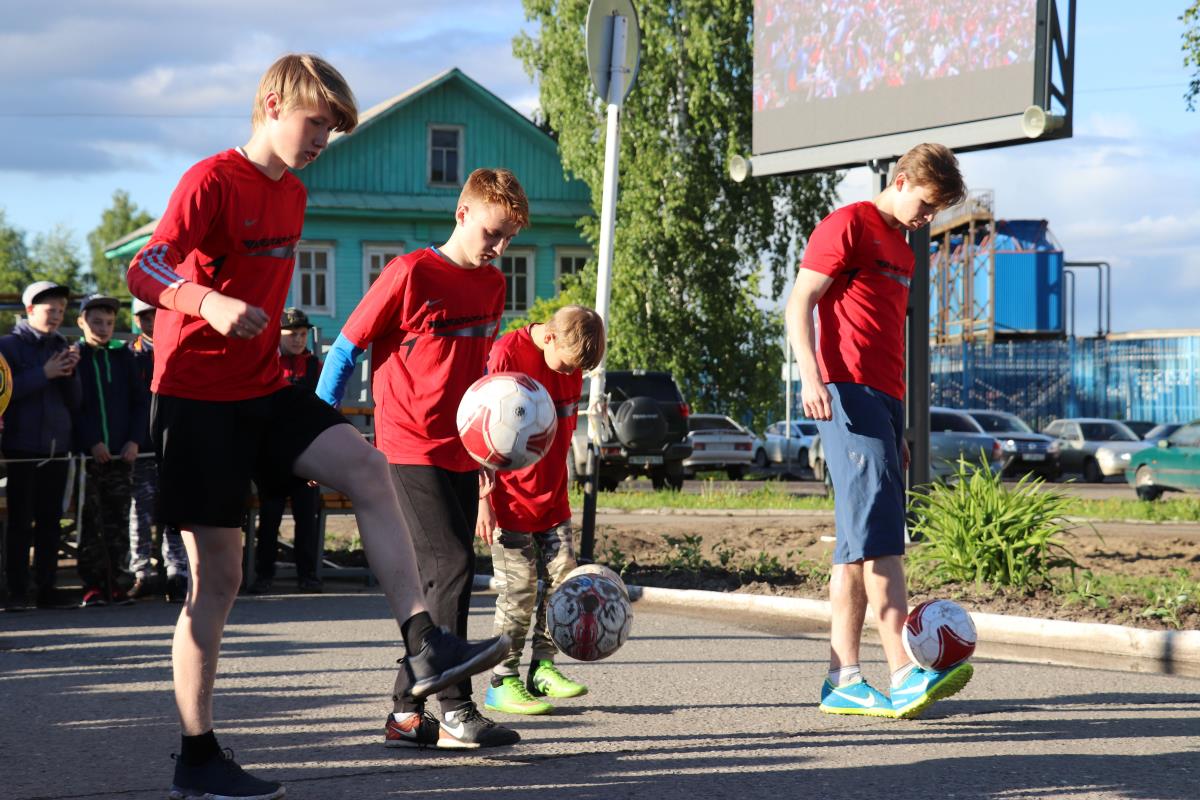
191,557,242,602
342,448,390,500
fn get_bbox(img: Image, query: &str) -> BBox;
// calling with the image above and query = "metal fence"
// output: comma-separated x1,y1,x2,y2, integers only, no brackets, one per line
931,334,1200,430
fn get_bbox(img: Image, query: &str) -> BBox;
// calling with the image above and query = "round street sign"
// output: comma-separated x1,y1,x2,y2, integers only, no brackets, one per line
586,0,641,106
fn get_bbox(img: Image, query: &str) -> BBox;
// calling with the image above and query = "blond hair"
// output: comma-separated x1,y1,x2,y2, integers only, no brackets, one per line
895,143,966,209
252,54,357,133
459,168,530,229
547,305,606,372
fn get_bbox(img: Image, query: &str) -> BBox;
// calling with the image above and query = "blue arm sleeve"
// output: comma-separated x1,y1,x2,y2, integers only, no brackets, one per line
316,334,365,408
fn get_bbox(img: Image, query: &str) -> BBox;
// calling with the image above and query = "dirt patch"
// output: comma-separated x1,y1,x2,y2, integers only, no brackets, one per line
323,512,1200,631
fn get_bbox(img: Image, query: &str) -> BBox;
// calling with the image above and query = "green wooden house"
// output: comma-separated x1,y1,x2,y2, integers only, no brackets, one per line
106,68,593,336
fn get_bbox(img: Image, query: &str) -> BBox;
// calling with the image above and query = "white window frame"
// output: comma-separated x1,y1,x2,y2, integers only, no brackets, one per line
554,246,591,293
427,124,465,187
293,241,335,317
362,242,405,289
499,247,536,315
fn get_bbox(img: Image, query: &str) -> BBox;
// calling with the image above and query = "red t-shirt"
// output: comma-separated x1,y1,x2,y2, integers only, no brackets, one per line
800,201,914,400
127,149,305,401
342,247,506,470
487,327,581,532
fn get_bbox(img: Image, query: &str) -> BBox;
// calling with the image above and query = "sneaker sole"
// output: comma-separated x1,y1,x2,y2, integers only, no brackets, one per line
892,662,975,720
384,738,436,749
483,700,554,716
410,635,511,700
533,685,588,699
168,786,285,800
818,702,895,718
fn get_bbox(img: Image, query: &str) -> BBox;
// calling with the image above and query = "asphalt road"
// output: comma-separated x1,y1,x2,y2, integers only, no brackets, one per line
2,590,1198,800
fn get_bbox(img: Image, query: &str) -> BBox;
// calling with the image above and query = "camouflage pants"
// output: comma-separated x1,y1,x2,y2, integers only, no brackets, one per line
490,520,578,675
78,460,134,592
128,458,188,579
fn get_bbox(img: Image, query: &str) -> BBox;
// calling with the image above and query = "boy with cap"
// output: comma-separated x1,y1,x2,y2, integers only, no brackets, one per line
249,307,324,594
0,281,80,610
128,298,188,602
75,294,148,607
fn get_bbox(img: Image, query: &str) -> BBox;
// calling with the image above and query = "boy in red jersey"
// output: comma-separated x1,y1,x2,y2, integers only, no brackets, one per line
785,143,969,721
477,305,606,716
127,55,507,800
318,167,529,749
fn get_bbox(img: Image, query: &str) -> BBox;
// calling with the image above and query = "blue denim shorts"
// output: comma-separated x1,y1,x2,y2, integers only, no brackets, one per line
817,383,906,564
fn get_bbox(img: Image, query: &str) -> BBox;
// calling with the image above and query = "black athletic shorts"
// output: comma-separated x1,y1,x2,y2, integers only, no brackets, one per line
151,385,349,529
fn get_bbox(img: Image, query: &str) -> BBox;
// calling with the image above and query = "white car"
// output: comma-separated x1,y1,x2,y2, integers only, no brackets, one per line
758,420,820,470
682,414,756,479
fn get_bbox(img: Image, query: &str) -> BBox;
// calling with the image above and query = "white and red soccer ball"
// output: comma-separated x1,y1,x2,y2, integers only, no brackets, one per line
902,599,977,670
546,565,633,662
457,371,558,471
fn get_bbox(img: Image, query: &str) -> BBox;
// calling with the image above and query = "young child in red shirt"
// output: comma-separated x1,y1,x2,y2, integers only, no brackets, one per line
477,305,606,715
318,167,531,749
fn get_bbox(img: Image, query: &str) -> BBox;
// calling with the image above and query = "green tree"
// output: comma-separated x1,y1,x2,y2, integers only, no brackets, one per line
87,189,154,298
0,208,34,332
29,224,85,291
514,0,839,430
1185,1,1200,110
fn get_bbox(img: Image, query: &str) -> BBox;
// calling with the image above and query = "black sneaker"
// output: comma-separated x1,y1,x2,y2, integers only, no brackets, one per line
3,590,32,612
437,703,521,749
168,749,284,800
35,588,78,610
297,577,324,594
165,575,188,604
384,710,440,748
406,627,511,699
246,577,272,595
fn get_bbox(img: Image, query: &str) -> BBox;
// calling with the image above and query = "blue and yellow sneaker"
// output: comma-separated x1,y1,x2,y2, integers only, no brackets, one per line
818,677,894,717
889,662,974,719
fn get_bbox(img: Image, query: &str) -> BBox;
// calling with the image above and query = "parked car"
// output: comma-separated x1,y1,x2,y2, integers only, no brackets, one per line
1142,423,1182,445
682,414,756,479
1042,418,1148,482
964,409,1060,480
1122,420,1158,438
568,370,692,491
809,434,828,483
1126,420,1200,500
929,407,1003,479
758,419,820,470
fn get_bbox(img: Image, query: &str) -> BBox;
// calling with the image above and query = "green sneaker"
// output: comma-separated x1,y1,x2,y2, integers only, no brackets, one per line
484,675,554,715
528,660,589,699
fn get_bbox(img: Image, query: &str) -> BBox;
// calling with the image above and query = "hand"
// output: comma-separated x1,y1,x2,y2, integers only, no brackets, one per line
900,438,911,472
478,467,496,499
90,442,112,464
801,381,833,421
475,498,498,546
199,292,269,339
44,348,78,379
120,442,139,464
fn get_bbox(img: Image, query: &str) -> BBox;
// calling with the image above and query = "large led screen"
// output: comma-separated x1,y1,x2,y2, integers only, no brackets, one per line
753,0,1040,156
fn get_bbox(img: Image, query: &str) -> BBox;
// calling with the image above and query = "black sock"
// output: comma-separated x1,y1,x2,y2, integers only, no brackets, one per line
401,611,436,654
180,730,220,766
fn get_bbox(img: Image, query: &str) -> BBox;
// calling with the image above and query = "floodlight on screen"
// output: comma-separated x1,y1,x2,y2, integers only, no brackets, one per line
752,0,1040,156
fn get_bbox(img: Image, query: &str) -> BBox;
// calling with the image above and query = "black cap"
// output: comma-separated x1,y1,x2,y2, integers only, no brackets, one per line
280,307,311,330
79,294,121,314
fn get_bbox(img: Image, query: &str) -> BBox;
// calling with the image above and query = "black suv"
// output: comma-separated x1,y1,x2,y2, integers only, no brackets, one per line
568,370,692,491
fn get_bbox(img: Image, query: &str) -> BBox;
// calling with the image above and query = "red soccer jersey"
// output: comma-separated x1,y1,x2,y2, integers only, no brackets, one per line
342,247,506,470
800,201,914,400
487,327,581,532
127,149,305,401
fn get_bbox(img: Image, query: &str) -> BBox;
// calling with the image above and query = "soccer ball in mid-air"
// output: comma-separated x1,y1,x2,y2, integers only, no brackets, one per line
457,372,558,471
546,565,633,662
903,599,977,670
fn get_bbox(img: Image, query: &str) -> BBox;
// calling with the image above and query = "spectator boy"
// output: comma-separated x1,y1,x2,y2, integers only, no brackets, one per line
318,167,528,749
479,305,606,716
249,307,324,594
785,142,971,719
128,297,188,602
126,54,507,799
0,281,80,611
75,294,148,607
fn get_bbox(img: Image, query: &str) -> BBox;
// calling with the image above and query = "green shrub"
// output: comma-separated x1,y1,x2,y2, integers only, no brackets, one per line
908,459,1081,590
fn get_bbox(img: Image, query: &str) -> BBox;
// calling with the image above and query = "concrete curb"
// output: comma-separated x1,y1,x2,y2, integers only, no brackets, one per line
574,506,1198,526
472,575,1200,668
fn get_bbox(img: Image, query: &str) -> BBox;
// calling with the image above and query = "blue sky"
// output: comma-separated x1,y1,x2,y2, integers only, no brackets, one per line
1,1,1196,334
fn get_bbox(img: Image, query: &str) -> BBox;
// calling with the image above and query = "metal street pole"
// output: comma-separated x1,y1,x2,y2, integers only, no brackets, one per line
580,1,640,562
